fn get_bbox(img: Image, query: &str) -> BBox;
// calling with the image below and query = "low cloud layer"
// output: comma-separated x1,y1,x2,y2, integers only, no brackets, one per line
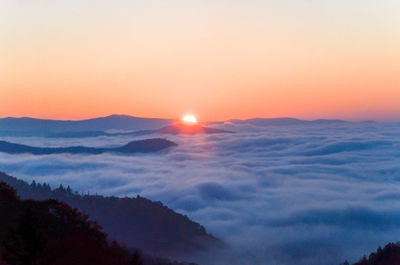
1,122,400,265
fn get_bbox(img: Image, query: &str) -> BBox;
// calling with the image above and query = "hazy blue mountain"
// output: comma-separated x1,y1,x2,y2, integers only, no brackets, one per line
225,117,378,126
227,117,347,126
48,130,112,138
0,172,221,256
0,114,174,136
0,138,177,155
206,117,378,127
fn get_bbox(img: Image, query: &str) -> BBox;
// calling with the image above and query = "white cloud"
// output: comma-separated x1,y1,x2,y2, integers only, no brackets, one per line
1,122,400,265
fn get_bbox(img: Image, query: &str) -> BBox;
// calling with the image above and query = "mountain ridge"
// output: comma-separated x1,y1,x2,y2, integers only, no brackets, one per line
222,117,377,126
0,172,221,257
0,114,174,136
0,114,380,137
0,138,177,155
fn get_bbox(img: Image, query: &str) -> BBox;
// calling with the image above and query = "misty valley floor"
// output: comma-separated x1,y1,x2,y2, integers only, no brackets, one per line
1,121,400,265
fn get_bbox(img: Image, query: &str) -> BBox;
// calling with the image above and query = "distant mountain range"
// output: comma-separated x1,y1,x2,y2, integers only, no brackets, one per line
0,115,174,137
212,117,377,126
0,114,379,138
0,138,177,155
0,115,233,137
0,172,221,257
228,117,346,126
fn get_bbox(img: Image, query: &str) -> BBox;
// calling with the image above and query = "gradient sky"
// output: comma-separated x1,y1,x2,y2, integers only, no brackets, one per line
1,0,400,121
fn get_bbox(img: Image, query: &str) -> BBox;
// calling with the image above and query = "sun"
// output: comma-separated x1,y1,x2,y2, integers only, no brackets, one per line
182,114,197,124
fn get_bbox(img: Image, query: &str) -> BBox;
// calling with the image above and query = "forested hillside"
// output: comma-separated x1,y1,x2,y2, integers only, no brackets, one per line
0,172,220,256
0,181,198,265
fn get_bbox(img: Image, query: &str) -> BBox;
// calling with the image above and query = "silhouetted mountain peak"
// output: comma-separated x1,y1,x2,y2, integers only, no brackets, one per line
116,138,178,153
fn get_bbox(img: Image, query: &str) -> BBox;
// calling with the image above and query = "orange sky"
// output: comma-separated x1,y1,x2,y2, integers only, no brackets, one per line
1,0,400,121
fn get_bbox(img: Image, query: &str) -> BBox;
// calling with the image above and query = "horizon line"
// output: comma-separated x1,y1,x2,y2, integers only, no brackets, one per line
0,113,396,123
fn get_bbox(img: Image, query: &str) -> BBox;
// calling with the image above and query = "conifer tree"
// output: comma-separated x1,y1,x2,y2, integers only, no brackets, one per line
3,208,47,265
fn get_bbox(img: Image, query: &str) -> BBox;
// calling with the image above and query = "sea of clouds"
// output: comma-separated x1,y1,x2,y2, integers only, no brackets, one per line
1,121,400,265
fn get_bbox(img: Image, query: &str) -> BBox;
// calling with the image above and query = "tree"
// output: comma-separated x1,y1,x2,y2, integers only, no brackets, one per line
131,250,143,265
3,208,47,265
0,182,18,203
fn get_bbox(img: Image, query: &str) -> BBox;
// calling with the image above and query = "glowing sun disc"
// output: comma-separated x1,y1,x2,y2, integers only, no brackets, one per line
182,114,197,124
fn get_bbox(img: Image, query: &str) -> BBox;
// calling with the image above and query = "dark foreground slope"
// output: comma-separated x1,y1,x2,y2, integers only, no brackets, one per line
340,242,400,265
0,138,177,155
0,181,197,265
0,172,220,256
